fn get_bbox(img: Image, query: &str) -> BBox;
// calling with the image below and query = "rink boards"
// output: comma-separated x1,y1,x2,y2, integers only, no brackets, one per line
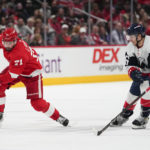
0,45,130,87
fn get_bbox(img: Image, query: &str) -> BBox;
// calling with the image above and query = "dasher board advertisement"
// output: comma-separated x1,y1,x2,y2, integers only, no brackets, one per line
0,46,130,86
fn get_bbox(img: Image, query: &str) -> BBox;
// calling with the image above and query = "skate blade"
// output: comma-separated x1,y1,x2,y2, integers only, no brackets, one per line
110,123,122,127
132,124,146,129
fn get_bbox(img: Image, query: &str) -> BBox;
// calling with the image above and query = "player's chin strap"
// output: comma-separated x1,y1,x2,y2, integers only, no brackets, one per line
96,86,150,136
136,34,145,48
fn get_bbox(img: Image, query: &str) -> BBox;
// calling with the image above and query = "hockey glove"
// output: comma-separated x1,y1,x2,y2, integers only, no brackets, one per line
130,70,144,83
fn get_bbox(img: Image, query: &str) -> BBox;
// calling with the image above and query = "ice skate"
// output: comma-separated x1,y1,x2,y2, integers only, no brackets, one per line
132,116,149,129
0,112,3,121
56,114,69,127
110,109,133,127
0,112,4,128
110,114,128,126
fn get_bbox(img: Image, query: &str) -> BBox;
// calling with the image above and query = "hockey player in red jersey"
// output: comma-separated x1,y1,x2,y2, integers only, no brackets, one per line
0,27,69,126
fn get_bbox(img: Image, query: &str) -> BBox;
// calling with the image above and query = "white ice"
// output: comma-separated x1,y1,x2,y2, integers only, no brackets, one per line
0,81,150,150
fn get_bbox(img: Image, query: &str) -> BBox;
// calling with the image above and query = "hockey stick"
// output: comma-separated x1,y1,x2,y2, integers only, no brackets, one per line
97,86,150,136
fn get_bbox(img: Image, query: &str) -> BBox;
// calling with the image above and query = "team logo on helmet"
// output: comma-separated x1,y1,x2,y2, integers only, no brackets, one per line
127,23,145,36
2,28,18,42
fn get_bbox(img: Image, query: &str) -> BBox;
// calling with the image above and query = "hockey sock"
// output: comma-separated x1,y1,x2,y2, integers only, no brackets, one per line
44,103,59,120
123,101,136,110
0,104,5,113
141,98,150,117
0,96,6,113
31,99,59,120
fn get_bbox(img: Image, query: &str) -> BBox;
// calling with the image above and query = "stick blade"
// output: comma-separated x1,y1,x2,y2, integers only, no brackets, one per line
92,128,103,136
97,130,103,136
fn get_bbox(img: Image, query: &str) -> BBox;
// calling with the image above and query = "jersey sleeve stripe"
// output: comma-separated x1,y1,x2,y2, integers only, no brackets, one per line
9,72,19,78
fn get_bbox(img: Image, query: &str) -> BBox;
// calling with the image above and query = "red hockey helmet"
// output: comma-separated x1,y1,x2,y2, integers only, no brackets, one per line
2,27,18,42
2,28,18,51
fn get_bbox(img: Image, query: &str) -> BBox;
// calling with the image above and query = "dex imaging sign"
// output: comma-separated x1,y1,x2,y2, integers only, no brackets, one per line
92,46,126,74
93,48,120,63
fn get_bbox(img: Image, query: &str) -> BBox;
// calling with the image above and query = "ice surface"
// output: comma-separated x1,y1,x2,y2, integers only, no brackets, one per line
0,81,150,150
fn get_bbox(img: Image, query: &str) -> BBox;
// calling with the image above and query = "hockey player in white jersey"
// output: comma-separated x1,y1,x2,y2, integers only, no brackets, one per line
111,23,150,129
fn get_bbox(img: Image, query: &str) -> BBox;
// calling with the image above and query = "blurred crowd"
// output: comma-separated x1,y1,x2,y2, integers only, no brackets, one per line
0,0,150,46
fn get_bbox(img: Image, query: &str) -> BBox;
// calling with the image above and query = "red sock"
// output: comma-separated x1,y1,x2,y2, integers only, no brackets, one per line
123,101,136,110
141,98,150,107
50,108,59,120
31,99,60,120
0,104,5,112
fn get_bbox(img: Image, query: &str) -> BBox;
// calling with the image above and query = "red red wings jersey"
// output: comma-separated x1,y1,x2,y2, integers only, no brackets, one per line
0,35,42,78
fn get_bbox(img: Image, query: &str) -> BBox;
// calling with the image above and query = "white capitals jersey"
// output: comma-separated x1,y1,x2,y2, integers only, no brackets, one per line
125,35,150,74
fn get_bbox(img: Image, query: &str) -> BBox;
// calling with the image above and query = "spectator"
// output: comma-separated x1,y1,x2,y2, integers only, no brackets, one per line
26,17,35,35
0,5,6,17
15,2,29,21
34,18,43,31
0,0,7,12
39,1,51,19
48,15,61,34
65,8,79,29
111,22,127,45
0,17,7,26
138,0,150,14
30,33,43,46
72,0,85,18
99,25,110,44
57,24,71,45
34,27,42,35
78,27,89,45
79,18,87,28
0,25,6,34
70,25,80,45
56,7,66,25
51,0,58,15
33,9,43,20
91,3,103,23
25,0,35,17
71,26,88,45
102,0,110,21
14,18,32,43
6,14,17,25
47,24,57,45
6,2,15,17
89,25,103,45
